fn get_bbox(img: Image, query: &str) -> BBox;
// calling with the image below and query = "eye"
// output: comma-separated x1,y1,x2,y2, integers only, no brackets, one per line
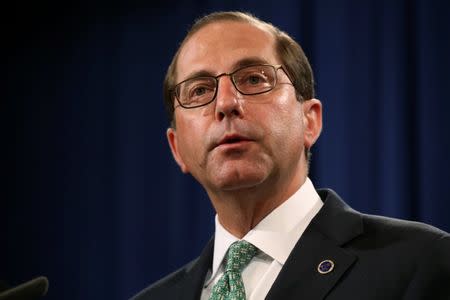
247,75,263,85
237,69,270,87
188,84,215,98
193,86,207,96
184,78,215,98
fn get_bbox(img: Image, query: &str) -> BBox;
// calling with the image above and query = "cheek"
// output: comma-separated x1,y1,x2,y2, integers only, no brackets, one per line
261,95,304,153
267,92,303,130
174,114,207,158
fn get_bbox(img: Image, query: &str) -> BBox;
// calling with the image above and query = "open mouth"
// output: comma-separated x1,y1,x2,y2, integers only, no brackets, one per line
215,135,251,148
221,136,246,144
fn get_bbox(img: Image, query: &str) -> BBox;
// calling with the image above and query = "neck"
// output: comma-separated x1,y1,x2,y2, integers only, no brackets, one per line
208,171,307,238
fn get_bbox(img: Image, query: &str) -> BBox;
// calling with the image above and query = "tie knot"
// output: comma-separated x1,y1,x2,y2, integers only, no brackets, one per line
225,240,258,273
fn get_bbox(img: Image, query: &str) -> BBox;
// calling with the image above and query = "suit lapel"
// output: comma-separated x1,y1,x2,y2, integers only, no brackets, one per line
266,189,363,299
177,238,214,300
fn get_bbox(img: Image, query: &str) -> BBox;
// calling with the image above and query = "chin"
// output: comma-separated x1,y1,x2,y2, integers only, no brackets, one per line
203,155,275,191
210,167,270,191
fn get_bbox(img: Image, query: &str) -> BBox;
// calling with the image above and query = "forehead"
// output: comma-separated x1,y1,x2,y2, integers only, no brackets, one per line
176,21,278,81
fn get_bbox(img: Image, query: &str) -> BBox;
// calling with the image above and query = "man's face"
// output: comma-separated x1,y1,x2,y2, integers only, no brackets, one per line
167,21,321,195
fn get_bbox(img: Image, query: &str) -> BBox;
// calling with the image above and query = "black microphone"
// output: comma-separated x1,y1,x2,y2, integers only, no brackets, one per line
0,276,49,300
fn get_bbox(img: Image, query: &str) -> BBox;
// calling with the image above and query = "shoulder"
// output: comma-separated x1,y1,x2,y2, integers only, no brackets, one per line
362,212,448,239
317,188,449,258
360,212,450,254
318,188,449,242
360,214,450,297
315,189,450,297
130,259,197,300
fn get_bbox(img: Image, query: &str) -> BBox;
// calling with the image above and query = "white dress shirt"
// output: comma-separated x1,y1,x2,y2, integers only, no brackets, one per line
201,177,323,300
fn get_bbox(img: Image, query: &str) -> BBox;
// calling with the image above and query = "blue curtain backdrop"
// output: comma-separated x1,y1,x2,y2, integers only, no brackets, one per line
4,0,450,299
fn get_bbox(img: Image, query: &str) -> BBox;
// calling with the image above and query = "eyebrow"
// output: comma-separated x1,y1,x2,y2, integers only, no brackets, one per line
179,57,271,83
232,57,270,70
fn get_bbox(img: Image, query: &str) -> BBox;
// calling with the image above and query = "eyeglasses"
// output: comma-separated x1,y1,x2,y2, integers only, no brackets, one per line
172,64,290,109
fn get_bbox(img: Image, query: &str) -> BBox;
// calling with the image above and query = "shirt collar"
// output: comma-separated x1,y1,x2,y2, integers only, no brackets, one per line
208,177,323,283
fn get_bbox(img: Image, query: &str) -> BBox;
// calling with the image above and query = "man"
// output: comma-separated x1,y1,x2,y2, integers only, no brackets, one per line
132,11,450,299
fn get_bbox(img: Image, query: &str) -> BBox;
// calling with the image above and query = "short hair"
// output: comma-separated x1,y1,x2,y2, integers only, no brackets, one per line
163,11,315,126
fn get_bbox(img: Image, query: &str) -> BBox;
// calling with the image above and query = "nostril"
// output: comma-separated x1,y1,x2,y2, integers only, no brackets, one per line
217,111,225,121
216,109,240,121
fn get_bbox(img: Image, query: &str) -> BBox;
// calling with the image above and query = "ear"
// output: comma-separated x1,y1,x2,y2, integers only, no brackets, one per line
167,127,189,173
302,98,323,149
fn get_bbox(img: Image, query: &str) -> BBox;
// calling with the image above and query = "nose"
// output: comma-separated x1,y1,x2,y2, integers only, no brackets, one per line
214,75,244,121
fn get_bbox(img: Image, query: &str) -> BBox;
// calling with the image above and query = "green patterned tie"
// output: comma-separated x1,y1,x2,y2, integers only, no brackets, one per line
209,240,258,300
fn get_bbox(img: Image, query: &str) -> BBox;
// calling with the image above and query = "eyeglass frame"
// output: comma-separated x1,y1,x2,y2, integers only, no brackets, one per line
171,64,293,109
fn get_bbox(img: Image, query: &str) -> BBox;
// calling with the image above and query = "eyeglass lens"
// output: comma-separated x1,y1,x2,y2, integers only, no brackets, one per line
176,65,277,108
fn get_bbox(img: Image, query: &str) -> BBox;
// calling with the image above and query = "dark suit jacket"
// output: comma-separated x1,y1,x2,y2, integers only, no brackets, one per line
131,189,450,299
